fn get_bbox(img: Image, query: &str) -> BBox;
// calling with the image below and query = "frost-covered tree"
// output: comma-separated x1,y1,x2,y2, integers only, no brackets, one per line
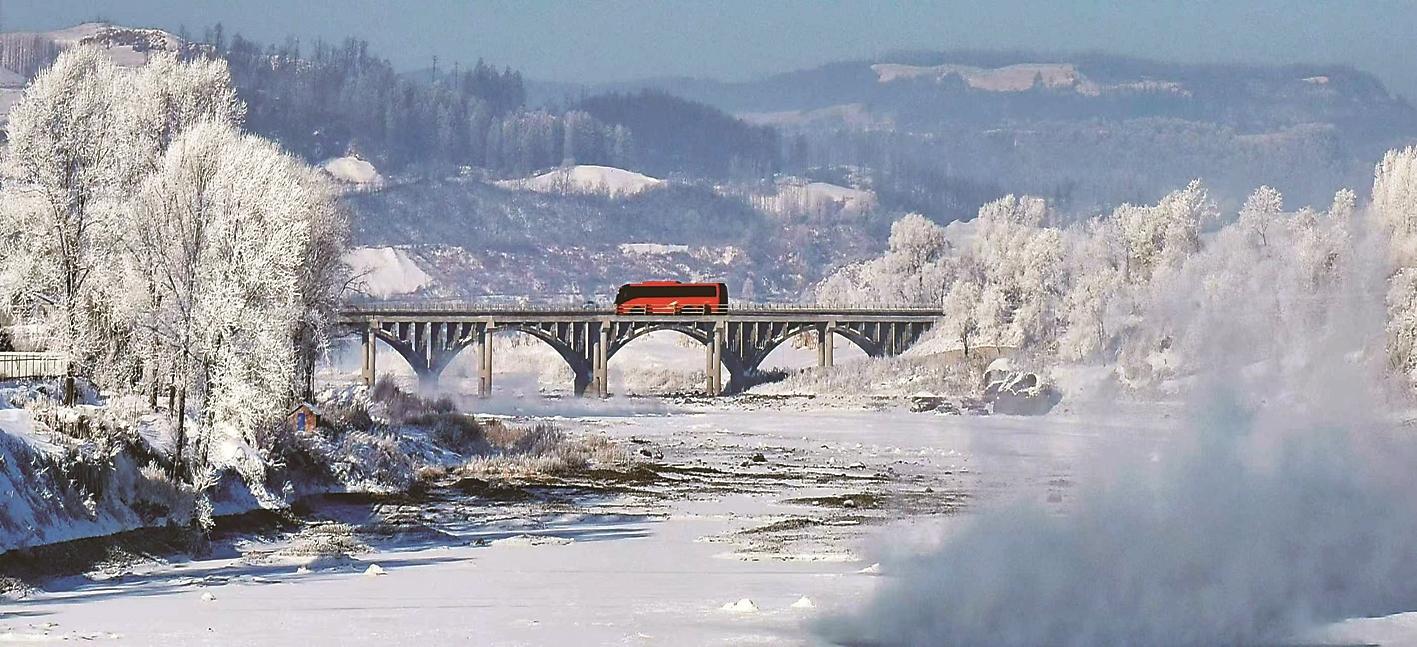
0,48,128,377
1237,185,1285,250
1058,218,1124,361
815,213,954,306
1372,147,1417,380
1114,179,1214,283
941,279,982,357
0,48,248,387
0,46,348,479
945,195,1064,353
128,120,330,475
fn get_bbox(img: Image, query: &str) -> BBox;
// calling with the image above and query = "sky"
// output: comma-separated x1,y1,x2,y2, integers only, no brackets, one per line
5,0,1417,97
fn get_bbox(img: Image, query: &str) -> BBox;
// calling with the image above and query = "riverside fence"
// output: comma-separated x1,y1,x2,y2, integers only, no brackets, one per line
0,353,67,380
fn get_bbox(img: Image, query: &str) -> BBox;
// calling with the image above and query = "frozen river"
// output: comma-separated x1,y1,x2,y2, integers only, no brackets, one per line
3,401,1409,645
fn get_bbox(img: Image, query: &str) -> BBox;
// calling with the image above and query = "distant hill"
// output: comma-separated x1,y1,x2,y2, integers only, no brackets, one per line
0,22,207,125
532,52,1417,213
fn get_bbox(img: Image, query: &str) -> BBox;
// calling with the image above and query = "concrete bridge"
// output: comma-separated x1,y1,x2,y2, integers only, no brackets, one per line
337,303,941,396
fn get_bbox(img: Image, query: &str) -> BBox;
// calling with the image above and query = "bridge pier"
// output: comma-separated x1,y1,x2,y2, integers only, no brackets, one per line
818,322,835,368
707,323,724,396
594,323,610,398
361,322,378,387
478,328,492,398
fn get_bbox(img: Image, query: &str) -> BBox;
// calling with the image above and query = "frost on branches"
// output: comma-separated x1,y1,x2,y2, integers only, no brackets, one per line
814,213,954,307
821,164,1417,392
0,46,349,478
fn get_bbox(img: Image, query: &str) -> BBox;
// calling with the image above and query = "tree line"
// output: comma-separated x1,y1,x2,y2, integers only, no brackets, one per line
206,28,779,180
0,47,348,484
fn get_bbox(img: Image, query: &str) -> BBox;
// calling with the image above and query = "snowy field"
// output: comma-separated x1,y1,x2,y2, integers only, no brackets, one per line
0,403,1139,645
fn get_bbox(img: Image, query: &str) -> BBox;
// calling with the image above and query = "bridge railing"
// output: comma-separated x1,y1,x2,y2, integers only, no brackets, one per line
340,299,943,316
0,352,67,380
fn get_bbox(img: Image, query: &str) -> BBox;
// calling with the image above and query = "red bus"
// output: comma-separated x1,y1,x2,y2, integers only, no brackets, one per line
615,281,728,315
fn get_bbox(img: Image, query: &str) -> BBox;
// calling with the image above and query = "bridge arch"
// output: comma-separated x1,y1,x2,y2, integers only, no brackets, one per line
427,325,592,395
489,324,594,394
605,323,711,361
747,324,876,373
603,325,738,396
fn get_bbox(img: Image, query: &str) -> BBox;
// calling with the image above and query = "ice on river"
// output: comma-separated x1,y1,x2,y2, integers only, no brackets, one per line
2,403,1412,645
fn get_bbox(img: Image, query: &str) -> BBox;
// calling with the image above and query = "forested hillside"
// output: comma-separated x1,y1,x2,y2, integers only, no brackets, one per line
539,52,1417,214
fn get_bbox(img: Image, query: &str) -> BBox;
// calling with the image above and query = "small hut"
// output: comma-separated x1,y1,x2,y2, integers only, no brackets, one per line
289,402,322,433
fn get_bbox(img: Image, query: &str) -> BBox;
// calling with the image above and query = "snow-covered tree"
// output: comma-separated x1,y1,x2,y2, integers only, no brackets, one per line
1372,147,1417,380
0,48,248,387
815,213,954,306
0,48,128,377
1237,185,1284,250
127,120,330,475
946,195,1064,352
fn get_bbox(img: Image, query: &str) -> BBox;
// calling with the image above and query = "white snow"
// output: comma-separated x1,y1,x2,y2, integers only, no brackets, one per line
319,155,384,188
873,62,1094,93
747,179,877,217
344,246,433,298
870,61,1188,97
618,242,690,256
5,404,1413,644
362,564,386,577
496,165,665,197
489,534,575,547
720,598,760,613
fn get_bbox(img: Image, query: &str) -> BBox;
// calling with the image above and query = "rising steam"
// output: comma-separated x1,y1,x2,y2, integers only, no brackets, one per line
820,183,1417,645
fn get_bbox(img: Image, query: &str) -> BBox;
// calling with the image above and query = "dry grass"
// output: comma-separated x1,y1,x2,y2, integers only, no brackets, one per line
460,421,626,478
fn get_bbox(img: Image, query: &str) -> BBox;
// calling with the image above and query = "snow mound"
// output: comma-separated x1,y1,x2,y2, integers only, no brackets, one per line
320,155,384,188
44,23,189,67
491,534,574,547
720,598,759,613
791,596,816,609
344,247,432,298
618,243,690,256
497,165,665,197
749,179,877,217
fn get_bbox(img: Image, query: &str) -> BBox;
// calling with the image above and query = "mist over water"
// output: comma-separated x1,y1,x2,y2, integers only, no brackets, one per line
821,205,1417,644
824,380,1417,644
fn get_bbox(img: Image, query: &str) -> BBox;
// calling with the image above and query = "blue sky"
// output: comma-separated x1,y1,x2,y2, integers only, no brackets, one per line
6,0,1415,97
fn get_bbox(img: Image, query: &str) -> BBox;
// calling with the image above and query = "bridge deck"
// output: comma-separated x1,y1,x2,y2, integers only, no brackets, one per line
341,302,942,397
338,304,942,323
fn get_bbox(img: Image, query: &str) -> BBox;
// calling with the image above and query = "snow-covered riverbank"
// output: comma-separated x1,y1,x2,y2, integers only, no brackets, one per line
0,404,1135,644
6,401,1417,645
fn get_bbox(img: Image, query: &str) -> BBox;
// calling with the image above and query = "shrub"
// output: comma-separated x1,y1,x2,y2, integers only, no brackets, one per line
408,411,488,455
